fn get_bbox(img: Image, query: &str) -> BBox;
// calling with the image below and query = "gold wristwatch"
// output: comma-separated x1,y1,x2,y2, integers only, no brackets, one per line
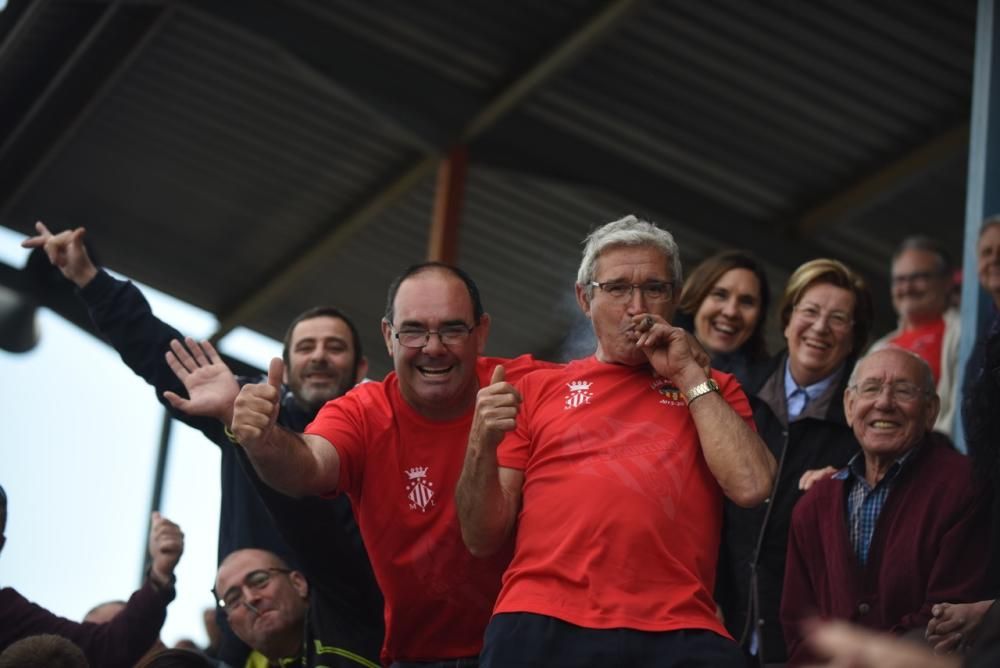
684,378,720,405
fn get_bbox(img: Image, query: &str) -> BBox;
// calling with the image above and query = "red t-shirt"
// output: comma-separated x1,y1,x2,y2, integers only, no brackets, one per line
305,355,557,664
496,356,752,636
889,317,945,383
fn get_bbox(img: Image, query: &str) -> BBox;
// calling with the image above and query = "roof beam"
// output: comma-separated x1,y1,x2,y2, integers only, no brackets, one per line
428,146,468,264
786,122,970,239
0,3,170,221
211,0,645,339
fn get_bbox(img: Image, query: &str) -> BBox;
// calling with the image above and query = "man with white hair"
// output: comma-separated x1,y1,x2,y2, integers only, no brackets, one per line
780,347,991,665
455,215,776,666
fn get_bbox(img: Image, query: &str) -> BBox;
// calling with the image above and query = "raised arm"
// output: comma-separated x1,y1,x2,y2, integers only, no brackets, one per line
638,317,776,507
21,220,98,287
0,512,182,668
455,365,525,557
232,357,340,497
23,222,231,441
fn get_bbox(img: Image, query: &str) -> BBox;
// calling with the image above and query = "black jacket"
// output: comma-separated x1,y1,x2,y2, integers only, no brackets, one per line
716,352,859,665
79,270,382,667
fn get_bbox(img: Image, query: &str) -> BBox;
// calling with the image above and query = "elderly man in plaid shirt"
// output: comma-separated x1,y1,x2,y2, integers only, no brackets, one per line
779,347,992,666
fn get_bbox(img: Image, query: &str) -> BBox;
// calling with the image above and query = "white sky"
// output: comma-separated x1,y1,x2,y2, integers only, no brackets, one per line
0,226,282,648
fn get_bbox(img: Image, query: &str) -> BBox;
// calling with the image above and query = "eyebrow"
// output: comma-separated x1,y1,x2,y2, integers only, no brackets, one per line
397,319,470,328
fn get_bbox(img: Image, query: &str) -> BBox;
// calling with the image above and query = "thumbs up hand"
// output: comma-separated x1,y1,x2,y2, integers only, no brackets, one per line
468,365,522,451
231,357,284,450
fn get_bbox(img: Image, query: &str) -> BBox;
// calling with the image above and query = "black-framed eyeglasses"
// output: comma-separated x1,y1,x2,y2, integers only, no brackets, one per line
390,323,476,348
213,568,291,613
589,281,674,303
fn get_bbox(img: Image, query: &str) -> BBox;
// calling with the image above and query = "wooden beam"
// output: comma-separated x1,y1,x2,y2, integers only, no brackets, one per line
427,146,468,264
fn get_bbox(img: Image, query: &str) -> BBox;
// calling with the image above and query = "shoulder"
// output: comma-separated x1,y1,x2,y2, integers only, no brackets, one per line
478,354,563,384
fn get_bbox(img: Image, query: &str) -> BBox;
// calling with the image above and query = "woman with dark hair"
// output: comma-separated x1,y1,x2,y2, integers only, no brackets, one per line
676,250,771,387
716,258,872,667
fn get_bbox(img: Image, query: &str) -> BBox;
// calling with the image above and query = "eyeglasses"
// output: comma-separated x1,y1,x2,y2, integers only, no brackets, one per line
589,281,674,303
891,270,944,286
792,304,853,332
391,324,475,349
850,380,928,402
214,568,291,613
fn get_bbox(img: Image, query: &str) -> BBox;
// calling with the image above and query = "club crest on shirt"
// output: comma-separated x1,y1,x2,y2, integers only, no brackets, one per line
405,466,435,512
564,380,593,409
650,377,685,406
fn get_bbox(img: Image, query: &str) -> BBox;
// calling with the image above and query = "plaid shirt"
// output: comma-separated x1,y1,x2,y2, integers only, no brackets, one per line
834,448,917,567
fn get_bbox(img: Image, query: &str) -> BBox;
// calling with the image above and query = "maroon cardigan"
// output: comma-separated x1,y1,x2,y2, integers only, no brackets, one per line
780,438,991,665
0,576,172,667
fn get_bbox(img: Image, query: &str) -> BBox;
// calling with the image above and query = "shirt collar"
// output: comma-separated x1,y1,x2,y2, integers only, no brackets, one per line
784,360,838,404
834,445,919,486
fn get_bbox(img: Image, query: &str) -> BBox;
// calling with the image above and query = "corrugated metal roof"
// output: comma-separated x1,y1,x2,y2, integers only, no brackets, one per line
0,0,979,374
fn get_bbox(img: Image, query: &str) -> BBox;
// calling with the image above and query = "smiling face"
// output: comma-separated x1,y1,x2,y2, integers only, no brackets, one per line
214,550,308,660
382,268,490,421
784,282,856,387
577,244,675,366
891,248,950,326
285,316,366,413
693,267,763,355
845,348,939,464
978,224,1000,307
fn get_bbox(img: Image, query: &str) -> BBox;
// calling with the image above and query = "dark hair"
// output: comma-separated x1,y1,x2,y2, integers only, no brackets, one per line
0,635,89,668
383,262,484,325
677,250,771,361
136,649,215,668
281,306,364,378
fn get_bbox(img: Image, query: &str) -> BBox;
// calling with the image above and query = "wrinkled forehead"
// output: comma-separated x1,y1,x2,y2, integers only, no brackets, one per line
856,348,925,384
594,244,672,279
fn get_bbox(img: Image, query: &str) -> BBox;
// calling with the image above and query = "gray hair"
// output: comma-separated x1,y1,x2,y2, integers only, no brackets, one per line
576,215,682,298
892,235,952,274
848,347,936,396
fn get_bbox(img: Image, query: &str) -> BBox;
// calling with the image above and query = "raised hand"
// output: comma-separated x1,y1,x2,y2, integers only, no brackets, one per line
20,221,98,287
630,314,707,390
164,337,241,424
231,357,283,449
468,365,521,450
148,511,184,586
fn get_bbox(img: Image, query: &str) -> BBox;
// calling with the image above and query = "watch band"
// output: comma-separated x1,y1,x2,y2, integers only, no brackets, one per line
684,378,720,405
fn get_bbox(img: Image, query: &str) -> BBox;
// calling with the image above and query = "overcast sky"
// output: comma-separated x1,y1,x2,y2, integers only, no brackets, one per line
0,226,281,647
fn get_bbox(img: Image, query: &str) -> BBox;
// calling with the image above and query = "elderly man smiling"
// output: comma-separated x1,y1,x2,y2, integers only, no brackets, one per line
780,347,991,666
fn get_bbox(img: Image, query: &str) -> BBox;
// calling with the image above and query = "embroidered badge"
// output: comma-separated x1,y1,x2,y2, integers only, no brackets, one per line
650,377,685,406
405,466,435,512
564,380,593,409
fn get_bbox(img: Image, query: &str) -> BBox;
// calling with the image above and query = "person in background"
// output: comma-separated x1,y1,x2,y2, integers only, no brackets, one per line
871,236,959,438
22,222,382,667
0,484,183,668
676,249,771,388
780,348,990,666
83,600,166,664
0,634,89,668
716,258,872,666
925,217,1000,655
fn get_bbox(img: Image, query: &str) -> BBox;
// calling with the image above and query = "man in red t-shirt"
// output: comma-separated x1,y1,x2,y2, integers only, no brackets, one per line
871,236,959,438
455,215,777,667
230,263,556,666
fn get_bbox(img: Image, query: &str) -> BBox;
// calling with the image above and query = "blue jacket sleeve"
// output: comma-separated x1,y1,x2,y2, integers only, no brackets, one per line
77,269,227,446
